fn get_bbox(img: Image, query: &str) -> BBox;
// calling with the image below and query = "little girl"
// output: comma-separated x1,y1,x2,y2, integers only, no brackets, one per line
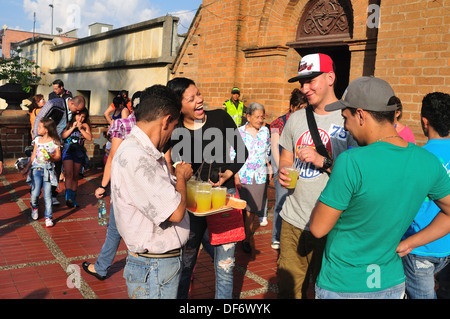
22,118,62,227
61,108,92,207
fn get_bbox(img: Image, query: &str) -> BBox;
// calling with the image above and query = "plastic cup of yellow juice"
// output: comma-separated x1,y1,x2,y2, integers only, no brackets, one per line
186,180,199,209
211,187,227,209
284,167,299,189
196,190,212,212
198,182,212,192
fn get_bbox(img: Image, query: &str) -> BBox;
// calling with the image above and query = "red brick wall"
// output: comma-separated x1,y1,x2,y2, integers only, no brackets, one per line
0,110,107,168
173,0,449,145
1,29,76,58
375,0,450,145
172,0,381,122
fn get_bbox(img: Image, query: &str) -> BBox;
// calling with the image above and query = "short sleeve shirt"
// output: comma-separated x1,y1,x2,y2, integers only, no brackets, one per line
33,137,59,166
316,142,450,293
237,124,271,184
108,113,136,140
111,126,189,254
278,108,358,230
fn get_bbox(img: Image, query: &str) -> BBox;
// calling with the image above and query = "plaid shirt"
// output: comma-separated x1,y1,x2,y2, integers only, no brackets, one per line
270,112,291,136
108,113,136,140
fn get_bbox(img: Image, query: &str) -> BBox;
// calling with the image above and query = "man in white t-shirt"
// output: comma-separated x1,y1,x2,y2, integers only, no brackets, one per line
277,53,357,298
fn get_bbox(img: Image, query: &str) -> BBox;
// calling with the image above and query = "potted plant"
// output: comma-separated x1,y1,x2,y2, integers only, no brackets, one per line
0,49,43,110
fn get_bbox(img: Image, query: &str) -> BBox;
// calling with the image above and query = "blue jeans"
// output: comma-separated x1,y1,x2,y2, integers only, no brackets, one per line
272,176,287,243
178,188,237,299
437,262,450,298
94,203,122,277
402,253,450,299
123,252,182,299
30,167,53,219
315,283,406,299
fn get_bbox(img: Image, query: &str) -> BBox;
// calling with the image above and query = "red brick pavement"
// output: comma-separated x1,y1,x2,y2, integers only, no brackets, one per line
0,167,292,299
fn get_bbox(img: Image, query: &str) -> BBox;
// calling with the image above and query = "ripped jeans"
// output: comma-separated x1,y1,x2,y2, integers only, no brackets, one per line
178,212,236,299
402,253,450,299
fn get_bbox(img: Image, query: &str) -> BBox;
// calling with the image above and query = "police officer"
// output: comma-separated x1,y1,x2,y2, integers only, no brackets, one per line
222,87,246,127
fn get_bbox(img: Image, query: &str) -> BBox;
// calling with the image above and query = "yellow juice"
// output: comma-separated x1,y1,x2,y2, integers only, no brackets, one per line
285,167,299,189
198,182,212,192
186,181,198,209
196,190,212,212
211,187,227,209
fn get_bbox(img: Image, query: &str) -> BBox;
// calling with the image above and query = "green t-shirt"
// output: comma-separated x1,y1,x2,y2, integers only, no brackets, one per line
316,142,450,293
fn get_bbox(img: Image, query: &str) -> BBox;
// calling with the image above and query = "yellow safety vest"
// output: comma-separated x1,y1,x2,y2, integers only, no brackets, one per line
223,99,244,127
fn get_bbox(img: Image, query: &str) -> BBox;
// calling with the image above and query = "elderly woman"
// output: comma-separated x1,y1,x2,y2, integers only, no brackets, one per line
235,102,272,254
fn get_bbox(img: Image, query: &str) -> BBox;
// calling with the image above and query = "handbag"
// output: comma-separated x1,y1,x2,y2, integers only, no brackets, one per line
206,193,245,245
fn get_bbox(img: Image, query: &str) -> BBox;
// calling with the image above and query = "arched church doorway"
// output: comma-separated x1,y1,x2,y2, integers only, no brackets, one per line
287,0,354,98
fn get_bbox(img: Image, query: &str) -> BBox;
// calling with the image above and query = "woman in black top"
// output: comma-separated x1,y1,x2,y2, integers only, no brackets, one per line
166,77,248,299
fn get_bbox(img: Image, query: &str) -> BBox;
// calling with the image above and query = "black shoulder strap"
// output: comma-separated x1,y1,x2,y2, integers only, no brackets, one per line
305,105,330,159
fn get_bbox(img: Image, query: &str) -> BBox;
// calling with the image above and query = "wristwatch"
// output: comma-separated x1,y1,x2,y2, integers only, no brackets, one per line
322,157,333,171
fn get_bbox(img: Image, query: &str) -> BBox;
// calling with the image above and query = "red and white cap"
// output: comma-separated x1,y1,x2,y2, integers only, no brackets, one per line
288,53,334,83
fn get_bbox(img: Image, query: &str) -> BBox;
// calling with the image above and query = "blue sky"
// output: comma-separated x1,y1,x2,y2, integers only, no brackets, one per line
0,0,202,37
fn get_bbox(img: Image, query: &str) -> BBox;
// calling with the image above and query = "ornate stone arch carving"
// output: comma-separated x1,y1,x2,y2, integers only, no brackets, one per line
290,0,353,47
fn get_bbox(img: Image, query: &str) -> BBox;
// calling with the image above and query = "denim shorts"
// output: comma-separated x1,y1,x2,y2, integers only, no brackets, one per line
315,282,406,299
62,143,85,164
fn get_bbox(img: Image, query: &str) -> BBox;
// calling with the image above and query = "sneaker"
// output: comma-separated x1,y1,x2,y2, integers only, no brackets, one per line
45,218,54,227
259,216,268,226
271,241,280,250
52,197,60,205
31,208,38,220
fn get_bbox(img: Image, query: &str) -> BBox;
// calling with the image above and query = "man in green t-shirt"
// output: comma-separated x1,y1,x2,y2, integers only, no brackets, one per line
310,77,450,299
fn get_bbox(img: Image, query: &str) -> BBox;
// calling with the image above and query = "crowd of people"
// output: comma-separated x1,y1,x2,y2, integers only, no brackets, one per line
10,52,450,300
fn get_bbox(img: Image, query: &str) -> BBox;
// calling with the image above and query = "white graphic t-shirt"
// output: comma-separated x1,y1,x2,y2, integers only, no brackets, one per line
279,108,358,230
33,137,59,166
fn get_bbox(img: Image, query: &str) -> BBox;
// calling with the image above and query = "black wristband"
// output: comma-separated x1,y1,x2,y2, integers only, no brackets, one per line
99,185,108,190
320,157,333,172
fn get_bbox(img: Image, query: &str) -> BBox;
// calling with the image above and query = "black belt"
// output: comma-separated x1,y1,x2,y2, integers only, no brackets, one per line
131,248,182,259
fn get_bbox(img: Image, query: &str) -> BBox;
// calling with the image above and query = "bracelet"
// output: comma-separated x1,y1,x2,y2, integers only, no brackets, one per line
99,185,108,189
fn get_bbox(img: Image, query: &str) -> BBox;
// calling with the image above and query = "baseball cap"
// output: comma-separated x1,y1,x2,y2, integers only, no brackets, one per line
325,76,398,112
231,87,240,94
288,53,334,83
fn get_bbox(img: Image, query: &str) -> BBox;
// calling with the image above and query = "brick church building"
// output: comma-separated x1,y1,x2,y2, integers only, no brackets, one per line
171,0,450,145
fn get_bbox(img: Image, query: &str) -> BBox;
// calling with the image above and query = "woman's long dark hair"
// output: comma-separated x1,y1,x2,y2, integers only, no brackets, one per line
29,94,44,114
66,107,90,129
166,77,196,125
40,118,62,146
167,77,196,102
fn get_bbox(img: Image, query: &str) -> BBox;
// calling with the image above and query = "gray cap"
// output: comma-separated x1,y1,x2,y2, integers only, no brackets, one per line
325,76,398,112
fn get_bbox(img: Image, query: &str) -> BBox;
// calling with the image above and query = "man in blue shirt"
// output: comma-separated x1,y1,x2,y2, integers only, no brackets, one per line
402,92,450,299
